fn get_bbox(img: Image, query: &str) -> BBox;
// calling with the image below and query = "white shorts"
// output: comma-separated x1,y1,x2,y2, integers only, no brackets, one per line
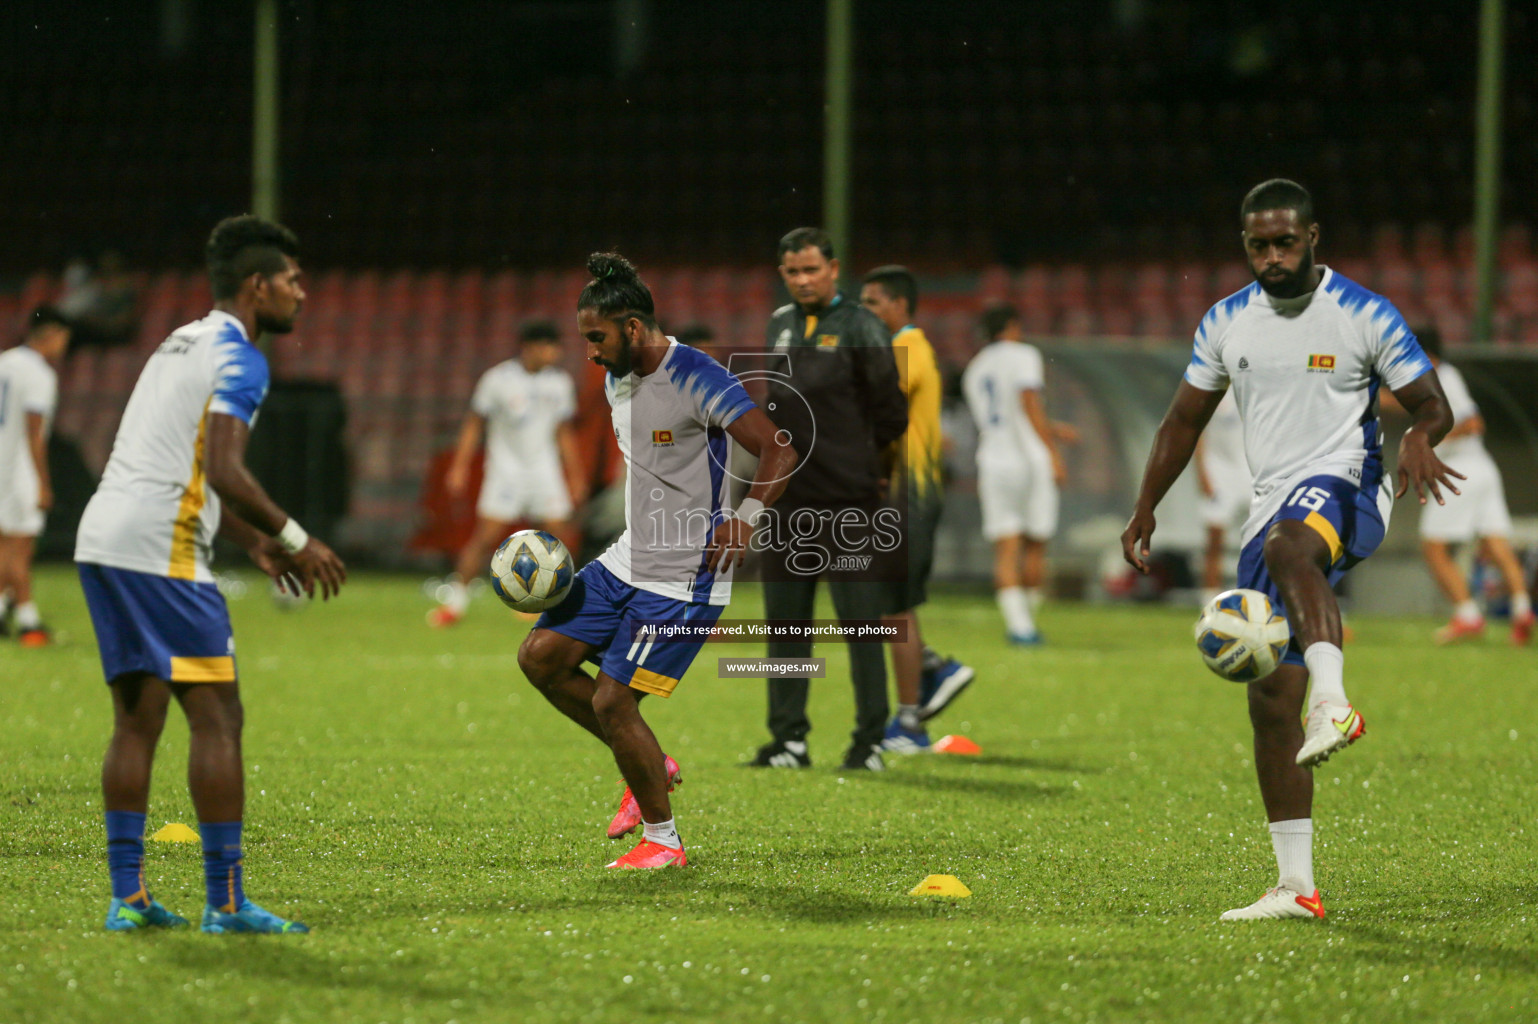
977,456,1058,541
1418,454,1512,542
477,466,572,524
1201,485,1250,534
0,474,44,536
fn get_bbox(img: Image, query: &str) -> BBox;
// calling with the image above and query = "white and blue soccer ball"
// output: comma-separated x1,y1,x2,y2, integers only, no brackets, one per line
489,530,575,613
1194,588,1291,683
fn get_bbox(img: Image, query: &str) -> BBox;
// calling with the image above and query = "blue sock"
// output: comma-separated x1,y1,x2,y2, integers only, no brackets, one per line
200,821,245,913
105,811,148,907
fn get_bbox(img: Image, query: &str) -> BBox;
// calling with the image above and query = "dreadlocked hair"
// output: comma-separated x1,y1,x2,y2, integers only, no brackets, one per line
578,252,656,326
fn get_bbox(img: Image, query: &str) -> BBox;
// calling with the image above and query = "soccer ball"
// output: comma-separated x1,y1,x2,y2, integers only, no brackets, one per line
489,530,575,613
1193,588,1291,683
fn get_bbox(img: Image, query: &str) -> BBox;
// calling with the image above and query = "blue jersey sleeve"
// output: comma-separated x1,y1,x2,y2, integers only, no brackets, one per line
1185,285,1255,391
1369,307,1433,392
1325,272,1432,391
208,326,271,425
674,347,755,430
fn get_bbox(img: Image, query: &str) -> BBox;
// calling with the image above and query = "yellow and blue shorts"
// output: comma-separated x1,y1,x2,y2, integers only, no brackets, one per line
77,563,237,685
1237,472,1388,667
536,561,721,698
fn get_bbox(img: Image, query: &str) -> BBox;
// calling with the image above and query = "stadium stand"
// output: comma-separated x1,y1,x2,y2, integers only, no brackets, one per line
4,242,1536,556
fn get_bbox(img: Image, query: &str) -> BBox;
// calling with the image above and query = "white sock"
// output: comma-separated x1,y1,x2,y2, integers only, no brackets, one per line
14,601,40,629
897,703,922,731
1302,642,1347,706
1025,587,1044,612
1269,818,1314,893
444,579,469,614
997,586,1034,636
1454,598,1482,622
0,594,11,619
642,818,682,850
1511,592,1532,619
784,739,807,755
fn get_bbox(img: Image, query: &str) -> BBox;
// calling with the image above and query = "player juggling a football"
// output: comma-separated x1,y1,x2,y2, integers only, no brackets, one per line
517,252,798,869
1121,180,1460,921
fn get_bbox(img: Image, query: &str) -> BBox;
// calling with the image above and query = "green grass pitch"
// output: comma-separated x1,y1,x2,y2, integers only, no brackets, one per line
2,565,1535,1023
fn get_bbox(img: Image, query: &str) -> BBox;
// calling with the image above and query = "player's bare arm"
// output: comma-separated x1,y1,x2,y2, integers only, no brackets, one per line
1121,382,1227,573
1381,387,1481,440
444,411,485,498
26,410,51,511
1020,389,1065,485
1193,433,1214,497
705,406,798,574
216,507,302,595
556,420,587,506
1390,371,1462,505
204,410,347,598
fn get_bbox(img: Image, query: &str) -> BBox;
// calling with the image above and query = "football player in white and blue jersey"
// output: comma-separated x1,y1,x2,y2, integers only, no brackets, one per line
1121,180,1461,921
517,253,797,870
76,216,346,934
0,306,70,644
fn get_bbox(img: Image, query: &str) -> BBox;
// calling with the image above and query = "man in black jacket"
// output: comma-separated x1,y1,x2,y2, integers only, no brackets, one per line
746,228,909,771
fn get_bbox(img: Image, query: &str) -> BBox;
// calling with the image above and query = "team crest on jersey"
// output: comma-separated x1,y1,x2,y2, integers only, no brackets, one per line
817,334,839,349
1307,354,1337,372
652,429,675,446
1238,357,1250,371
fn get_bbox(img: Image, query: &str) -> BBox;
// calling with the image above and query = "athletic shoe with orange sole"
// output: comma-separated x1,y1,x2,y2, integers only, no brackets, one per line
426,605,463,628
1296,699,1365,767
18,625,51,648
607,755,682,838
1511,610,1535,646
1220,886,1325,921
1434,616,1485,645
605,839,688,869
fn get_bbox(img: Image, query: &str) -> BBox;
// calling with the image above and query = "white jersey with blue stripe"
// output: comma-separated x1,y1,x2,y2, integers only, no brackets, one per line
962,339,1051,468
1184,266,1432,545
76,310,270,582
597,339,756,605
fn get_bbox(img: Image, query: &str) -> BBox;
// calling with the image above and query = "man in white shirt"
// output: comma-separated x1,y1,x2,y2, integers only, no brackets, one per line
0,306,70,644
77,215,345,934
961,302,1068,644
517,253,797,870
1121,179,1460,921
432,321,582,626
1194,389,1251,602
1408,326,1534,644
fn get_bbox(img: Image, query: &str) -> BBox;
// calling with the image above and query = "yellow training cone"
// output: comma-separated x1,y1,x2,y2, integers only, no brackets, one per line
909,874,971,898
150,823,200,843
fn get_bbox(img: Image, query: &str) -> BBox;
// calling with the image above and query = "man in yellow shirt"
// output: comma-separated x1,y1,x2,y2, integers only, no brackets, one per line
860,266,974,751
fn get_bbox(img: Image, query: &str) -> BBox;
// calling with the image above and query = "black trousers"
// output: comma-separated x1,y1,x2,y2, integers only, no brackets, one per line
760,529,891,751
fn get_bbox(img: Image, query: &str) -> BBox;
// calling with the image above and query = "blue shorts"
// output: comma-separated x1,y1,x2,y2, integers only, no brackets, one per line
77,563,238,685
535,561,723,698
1237,473,1388,667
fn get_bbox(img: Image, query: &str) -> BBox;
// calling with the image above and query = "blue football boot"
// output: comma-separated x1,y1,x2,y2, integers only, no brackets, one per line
201,899,310,934
105,898,189,932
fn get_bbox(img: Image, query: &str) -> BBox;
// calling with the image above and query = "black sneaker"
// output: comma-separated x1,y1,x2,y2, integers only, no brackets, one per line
838,744,885,772
744,739,811,768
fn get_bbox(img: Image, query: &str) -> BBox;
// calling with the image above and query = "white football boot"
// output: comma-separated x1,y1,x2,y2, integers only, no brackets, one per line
1220,885,1325,921
1296,699,1365,767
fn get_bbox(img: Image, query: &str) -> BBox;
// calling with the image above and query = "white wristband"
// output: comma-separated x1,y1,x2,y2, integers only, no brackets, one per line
276,518,309,554
733,498,765,525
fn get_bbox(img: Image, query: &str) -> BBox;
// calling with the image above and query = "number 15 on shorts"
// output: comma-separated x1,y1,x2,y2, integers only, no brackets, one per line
1286,485,1332,512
